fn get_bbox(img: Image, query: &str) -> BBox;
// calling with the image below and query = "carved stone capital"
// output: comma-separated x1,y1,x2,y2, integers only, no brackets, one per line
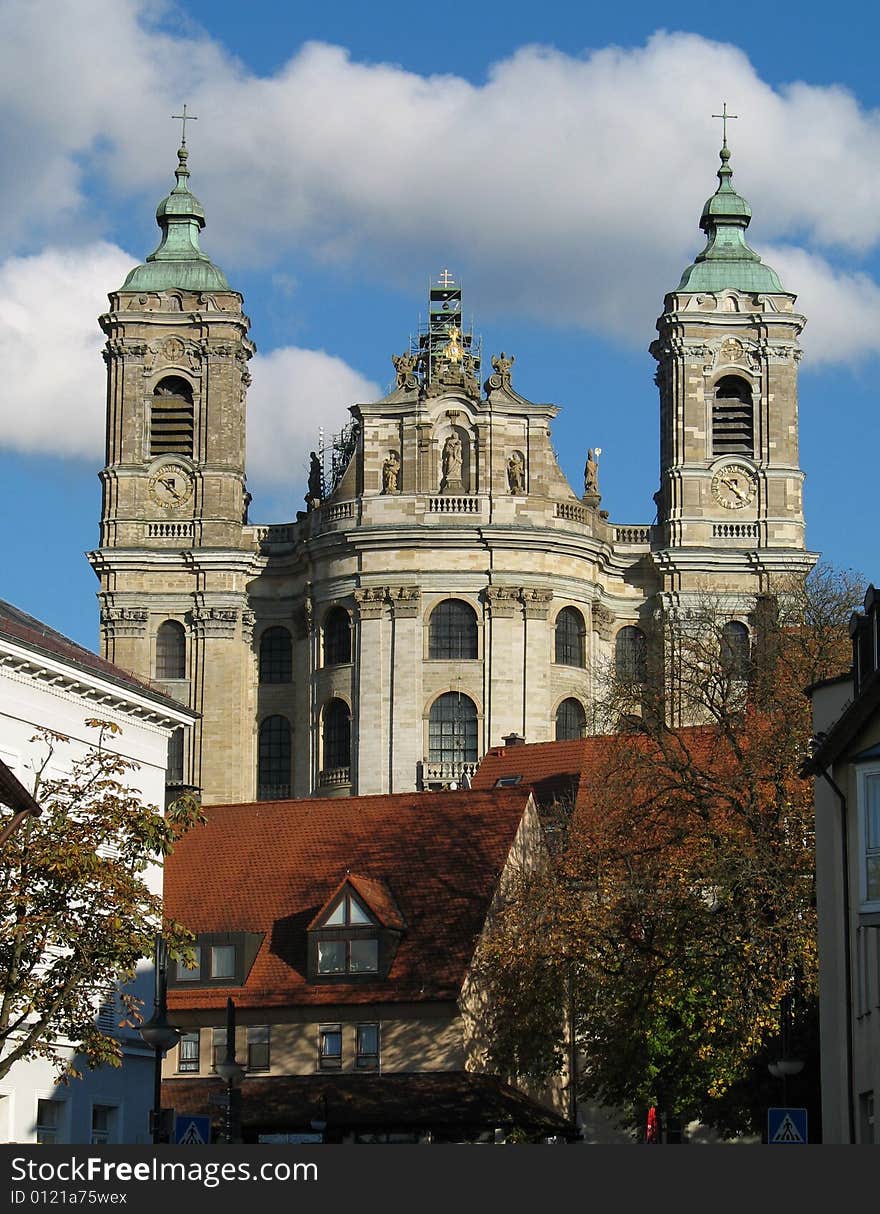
388,586,421,618
485,586,520,618
591,602,615,642
100,606,149,638
241,609,257,645
519,587,553,619
191,606,239,639
354,587,389,620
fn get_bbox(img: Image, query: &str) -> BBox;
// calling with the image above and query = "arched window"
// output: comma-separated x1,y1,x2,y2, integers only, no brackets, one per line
428,600,478,660
555,698,586,741
615,626,647,684
323,699,351,771
324,607,352,666
712,376,753,457
259,626,292,684
155,620,186,680
257,715,291,800
721,621,751,680
428,693,478,764
555,607,585,667
151,376,194,458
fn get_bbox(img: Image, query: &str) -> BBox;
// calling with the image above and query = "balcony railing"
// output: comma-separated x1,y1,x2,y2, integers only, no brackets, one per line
418,760,480,789
257,783,291,801
318,766,351,788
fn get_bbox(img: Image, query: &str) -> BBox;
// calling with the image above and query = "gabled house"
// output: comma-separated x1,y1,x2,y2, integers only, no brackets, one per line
805,583,880,1144
161,788,572,1143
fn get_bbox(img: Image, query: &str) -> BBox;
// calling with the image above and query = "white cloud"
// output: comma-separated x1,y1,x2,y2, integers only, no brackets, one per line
2,5,880,366
0,242,378,503
246,347,379,501
0,243,132,459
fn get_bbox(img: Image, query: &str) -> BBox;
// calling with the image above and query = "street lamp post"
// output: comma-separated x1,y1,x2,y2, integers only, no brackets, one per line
214,997,245,1144
138,934,180,1145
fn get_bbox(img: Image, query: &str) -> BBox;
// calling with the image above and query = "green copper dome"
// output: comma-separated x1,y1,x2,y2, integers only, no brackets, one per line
121,144,229,293
676,142,784,294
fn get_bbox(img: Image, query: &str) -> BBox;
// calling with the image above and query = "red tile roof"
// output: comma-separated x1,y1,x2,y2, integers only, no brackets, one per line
165,788,533,1011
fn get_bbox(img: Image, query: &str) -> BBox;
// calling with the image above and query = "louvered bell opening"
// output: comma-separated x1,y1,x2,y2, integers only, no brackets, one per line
712,377,753,456
151,377,194,457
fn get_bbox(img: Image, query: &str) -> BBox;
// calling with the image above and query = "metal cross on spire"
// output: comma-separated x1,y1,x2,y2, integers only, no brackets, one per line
712,102,738,147
438,268,455,288
171,104,198,146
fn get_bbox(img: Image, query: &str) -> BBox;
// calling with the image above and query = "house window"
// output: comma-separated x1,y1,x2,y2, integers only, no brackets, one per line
212,1027,227,1071
247,1026,270,1072
91,1105,116,1145
555,698,586,741
721,621,751,680
178,946,201,981
316,889,380,976
156,620,186,680
319,1025,342,1070
178,1030,200,1073
428,693,478,764
356,1023,380,1071
322,699,351,771
324,607,352,666
259,627,292,684
167,728,184,784
428,599,478,659
555,607,585,667
257,715,291,800
151,376,194,458
36,1099,62,1144
712,375,753,457
861,770,880,905
211,945,235,980
615,626,647,684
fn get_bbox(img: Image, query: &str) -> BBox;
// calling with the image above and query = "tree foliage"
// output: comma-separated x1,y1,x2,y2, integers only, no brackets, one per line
0,720,202,1084
476,564,863,1138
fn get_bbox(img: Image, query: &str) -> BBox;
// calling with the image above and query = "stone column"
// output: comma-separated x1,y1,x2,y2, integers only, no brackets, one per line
353,588,389,795
292,591,314,797
485,587,523,748
521,588,553,744
388,587,422,792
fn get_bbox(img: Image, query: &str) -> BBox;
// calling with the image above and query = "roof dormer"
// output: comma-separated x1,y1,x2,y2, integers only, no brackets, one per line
307,874,405,981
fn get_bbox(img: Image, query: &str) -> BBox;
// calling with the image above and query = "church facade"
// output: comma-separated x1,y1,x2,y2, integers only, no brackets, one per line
88,135,816,806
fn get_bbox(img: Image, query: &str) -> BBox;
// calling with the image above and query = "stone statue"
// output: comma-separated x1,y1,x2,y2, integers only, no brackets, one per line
441,432,463,488
306,451,323,508
584,448,599,497
392,351,419,391
507,451,526,494
382,451,400,494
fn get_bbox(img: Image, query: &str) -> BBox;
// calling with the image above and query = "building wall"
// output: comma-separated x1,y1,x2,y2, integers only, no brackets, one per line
0,642,192,1145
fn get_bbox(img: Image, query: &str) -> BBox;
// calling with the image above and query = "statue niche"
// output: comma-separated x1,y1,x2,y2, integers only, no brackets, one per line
438,425,470,495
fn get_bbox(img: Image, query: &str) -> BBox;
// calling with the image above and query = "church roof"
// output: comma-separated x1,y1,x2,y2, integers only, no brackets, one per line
676,140,785,295
121,142,229,293
165,787,535,1010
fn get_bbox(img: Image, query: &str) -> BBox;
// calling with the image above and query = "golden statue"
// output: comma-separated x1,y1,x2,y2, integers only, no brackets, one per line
444,326,463,364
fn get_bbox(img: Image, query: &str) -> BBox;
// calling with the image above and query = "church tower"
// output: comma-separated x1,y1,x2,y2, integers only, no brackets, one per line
89,134,256,803
650,129,815,595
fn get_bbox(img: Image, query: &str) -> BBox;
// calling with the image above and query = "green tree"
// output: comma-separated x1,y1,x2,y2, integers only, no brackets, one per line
476,564,863,1139
0,720,201,1084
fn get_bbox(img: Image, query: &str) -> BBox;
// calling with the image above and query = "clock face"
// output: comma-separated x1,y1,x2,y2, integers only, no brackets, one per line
149,463,193,508
711,464,757,510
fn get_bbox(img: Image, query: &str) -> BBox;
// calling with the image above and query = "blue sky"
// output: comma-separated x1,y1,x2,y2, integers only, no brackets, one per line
1,0,877,650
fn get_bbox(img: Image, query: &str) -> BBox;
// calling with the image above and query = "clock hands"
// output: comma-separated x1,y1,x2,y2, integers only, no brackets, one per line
159,475,184,501
719,474,749,504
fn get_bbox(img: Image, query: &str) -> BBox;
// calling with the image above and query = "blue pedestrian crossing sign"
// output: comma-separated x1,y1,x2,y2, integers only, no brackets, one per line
767,1107,808,1144
174,1114,212,1145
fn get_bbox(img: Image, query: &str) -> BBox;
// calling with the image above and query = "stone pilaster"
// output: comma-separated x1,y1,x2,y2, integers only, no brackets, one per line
388,587,422,792
485,586,523,747
353,588,389,794
521,588,553,744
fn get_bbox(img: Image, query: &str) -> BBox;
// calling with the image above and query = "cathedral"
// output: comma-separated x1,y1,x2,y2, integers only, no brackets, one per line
88,132,816,806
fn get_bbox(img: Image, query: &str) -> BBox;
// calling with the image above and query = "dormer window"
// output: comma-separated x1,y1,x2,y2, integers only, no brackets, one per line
308,875,404,982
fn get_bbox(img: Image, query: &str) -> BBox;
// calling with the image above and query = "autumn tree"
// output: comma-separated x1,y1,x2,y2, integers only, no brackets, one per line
0,721,201,1084
476,564,863,1139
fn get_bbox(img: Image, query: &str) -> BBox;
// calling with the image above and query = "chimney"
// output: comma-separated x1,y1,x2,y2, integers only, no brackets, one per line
502,732,525,747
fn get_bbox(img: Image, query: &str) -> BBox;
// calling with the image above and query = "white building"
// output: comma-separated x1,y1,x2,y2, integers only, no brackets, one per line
0,598,196,1145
